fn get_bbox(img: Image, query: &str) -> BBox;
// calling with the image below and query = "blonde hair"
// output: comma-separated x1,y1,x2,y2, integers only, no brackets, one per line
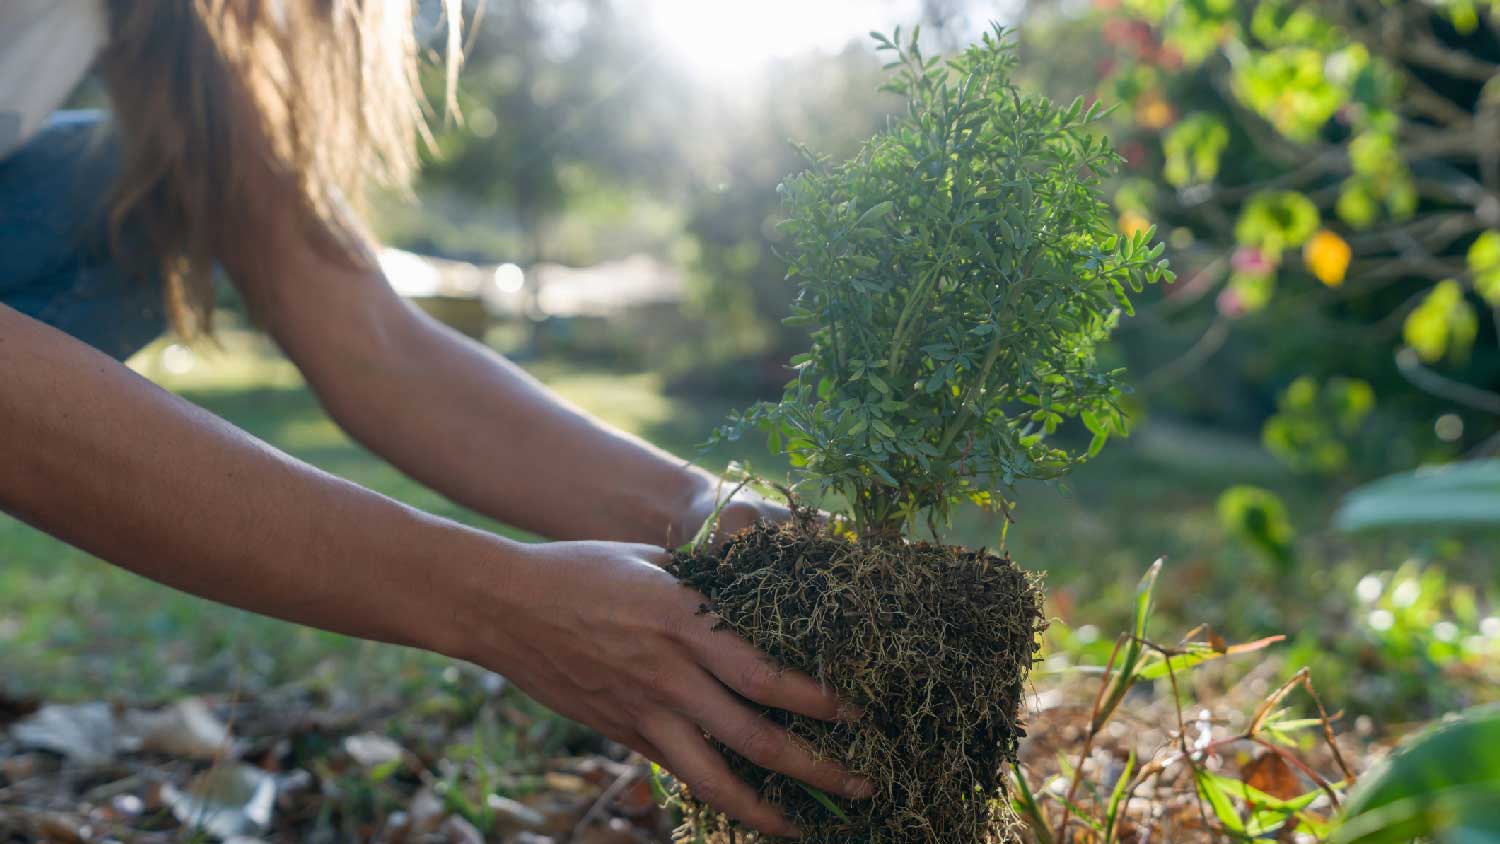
98,0,462,337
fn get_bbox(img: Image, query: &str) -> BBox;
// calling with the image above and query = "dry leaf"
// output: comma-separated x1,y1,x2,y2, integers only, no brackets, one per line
162,763,275,840
1243,751,1303,801
437,814,484,844
11,703,116,765
572,817,648,844
123,698,235,760
343,732,403,769
407,787,445,836
486,794,546,830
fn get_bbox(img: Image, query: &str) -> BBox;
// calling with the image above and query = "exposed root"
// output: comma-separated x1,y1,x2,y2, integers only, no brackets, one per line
669,520,1047,844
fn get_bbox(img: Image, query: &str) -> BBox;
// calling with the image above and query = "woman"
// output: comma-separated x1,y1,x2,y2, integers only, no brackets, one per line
0,0,871,836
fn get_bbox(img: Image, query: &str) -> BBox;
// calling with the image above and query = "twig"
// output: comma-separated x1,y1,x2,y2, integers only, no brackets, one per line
567,763,642,843
1395,348,1500,417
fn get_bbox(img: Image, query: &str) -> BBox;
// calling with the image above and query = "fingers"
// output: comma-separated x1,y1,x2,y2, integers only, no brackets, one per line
715,498,787,539
679,666,874,800
643,714,802,839
678,619,849,723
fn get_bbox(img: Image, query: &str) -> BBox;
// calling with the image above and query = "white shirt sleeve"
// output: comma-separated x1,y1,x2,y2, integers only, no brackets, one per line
0,0,108,160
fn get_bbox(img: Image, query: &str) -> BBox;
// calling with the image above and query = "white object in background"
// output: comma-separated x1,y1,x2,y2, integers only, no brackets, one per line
0,0,108,160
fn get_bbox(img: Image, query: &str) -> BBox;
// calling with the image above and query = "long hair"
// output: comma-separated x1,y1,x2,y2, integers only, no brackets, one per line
98,0,462,337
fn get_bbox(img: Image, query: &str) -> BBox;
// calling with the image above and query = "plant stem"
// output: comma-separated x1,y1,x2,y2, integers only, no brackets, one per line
937,333,1007,455
887,225,960,374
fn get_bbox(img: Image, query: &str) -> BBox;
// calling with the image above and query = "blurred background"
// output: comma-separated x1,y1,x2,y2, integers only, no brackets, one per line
3,1,1498,841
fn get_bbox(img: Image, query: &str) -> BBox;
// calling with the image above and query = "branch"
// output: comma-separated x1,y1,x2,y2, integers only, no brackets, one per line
1396,348,1500,417
1140,315,1232,393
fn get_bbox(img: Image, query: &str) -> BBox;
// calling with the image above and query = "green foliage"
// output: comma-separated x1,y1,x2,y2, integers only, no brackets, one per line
1467,230,1500,307
1338,131,1417,229
1217,485,1297,573
1334,459,1500,534
1262,376,1375,474
1334,705,1500,844
1235,190,1321,254
1162,113,1229,188
1030,560,1340,844
1403,280,1479,364
1023,0,1500,464
1232,46,1351,142
727,26,1170,536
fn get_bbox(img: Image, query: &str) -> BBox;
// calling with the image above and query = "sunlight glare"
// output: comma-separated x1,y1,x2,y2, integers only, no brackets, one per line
641,0,925,82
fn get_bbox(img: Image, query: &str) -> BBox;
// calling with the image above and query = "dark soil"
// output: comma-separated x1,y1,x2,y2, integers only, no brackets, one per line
668,516,1046,844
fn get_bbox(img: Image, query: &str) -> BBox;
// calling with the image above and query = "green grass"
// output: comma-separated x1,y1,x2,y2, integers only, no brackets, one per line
0,336,756,701
0,334,1490,716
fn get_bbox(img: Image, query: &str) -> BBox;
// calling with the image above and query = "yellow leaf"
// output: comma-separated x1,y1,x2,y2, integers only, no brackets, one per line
1119,211,1151,238
1303,229,1351,287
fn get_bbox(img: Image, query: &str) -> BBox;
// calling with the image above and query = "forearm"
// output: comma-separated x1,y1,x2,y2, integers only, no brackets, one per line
291,300,715,545
0,305,498,656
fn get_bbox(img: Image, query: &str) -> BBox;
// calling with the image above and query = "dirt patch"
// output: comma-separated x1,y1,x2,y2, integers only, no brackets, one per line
669,516,1046,844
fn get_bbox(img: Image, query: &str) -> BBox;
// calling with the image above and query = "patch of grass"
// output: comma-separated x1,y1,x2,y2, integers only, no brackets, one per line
0,338,740,701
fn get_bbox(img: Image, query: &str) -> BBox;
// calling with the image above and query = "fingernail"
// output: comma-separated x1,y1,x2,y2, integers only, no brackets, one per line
846,776,876,799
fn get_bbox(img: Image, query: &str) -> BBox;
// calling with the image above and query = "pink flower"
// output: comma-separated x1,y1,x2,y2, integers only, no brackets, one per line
1231,246,1274,275
1217,288,1247,319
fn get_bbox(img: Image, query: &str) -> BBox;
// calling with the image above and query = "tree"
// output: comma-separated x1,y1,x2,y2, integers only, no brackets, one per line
1020,0,1500,467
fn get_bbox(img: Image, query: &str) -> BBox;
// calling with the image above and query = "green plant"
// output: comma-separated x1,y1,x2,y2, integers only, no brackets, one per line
725,24,1172,538
1335,459,1500,534
1217,485,1297,573
1335,704,1500,844
1015,562,1352,844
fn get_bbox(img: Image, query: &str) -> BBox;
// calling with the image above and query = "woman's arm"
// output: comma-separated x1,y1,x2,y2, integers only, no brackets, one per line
0,304,866,835
225,200,773,547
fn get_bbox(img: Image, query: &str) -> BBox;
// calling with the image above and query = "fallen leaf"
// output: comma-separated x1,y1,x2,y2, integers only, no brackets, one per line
11,702,116,765
486,794,546,831
162,763,276,840
407,787,445,836
343,732,404,769
438,814,484,844
0,753,43,783
573,817,648,844
123,698,235,761
614,778,657,818
1243,752,1302,801
34,812,91,843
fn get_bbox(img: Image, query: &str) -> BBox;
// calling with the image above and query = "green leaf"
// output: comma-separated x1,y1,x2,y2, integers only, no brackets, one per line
1403,280,1478,363
1093,559,1162,731
1136,635,1284,680
855,200,897,228
1105,751,1136,843
794,782,851,822
1132,557,1161,643
1467,230,1500,306
1199,770,1323,813
1335,705,1500,844
1195,768,1247,834
1087,430,1108,458
649,763,672,804
1334,460,1500,534
1235,190,1321,252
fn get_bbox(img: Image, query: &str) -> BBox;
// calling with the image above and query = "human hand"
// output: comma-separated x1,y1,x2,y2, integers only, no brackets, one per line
672,480,794,549
462,539,871,837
